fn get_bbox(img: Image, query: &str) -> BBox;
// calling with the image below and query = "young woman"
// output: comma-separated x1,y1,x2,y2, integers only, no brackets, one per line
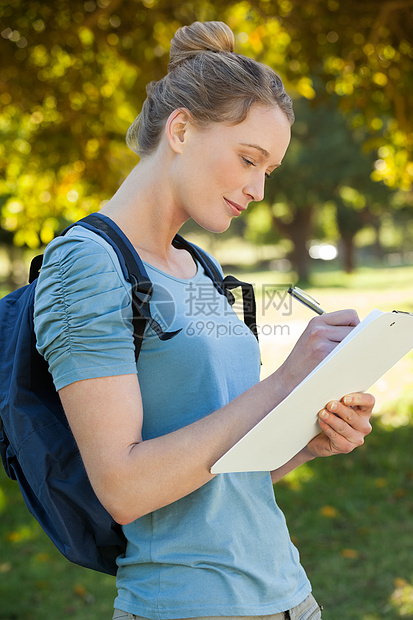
34,21,374,620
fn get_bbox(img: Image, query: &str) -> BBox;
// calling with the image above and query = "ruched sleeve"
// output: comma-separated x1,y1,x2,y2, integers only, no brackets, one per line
34,226,137,391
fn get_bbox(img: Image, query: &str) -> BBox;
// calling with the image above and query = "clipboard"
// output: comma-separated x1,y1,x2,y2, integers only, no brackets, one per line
211,309,413,474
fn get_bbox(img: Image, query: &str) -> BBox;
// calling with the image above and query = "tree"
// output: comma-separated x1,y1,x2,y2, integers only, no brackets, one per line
259,96,394,280
2,0,254,247
250,0,413,191
0,0,411,249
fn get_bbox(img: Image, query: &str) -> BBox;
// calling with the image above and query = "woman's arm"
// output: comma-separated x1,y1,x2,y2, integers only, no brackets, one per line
270,392,374,484
60,369,285,524
59,309,361,524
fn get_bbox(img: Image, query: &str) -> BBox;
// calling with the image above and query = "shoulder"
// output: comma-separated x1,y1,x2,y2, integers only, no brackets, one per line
40,225,127,282
34,224,133,323
43,226,124,264
33,225,137,390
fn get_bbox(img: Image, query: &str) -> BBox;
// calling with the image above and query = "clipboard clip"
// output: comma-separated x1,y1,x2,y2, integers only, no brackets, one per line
392,310,413,315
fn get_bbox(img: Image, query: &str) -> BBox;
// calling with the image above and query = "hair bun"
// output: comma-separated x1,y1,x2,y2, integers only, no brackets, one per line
168,21,235,71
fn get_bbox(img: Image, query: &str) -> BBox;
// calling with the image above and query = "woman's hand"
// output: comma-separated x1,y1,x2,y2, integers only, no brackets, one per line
278,310,360,395
270,391,374,483
306,392,374,459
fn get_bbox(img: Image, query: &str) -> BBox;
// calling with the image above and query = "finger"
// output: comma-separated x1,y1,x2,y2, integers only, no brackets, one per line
307,313,359,344
326,325,356,344
306,322,357,347
320,404,372,442
341,392,375,413
325,400,373,435
319,309,360,327
318,410,367,452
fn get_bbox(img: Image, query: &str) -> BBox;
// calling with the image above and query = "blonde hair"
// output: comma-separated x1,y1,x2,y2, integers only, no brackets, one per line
126,21,294,157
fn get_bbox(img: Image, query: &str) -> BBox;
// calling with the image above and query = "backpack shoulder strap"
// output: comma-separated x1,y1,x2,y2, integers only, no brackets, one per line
29,215,258,347
220,275,258,341
173,234,258,342
65,213,181,361
173,234,225,291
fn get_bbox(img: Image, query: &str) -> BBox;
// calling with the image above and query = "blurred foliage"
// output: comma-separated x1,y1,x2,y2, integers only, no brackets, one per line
0,0,412,249
254,96,395,279
262,0,413,191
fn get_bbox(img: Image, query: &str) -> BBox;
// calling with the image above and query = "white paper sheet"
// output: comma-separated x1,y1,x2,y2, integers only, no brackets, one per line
211,310,413,474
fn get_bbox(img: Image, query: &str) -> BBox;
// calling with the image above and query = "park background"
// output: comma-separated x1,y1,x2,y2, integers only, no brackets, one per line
1,0,413,618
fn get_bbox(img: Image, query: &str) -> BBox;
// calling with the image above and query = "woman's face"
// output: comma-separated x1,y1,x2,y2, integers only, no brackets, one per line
169,104,291,233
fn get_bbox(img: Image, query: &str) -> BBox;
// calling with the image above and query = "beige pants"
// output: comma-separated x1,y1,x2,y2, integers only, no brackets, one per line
112,593,322,620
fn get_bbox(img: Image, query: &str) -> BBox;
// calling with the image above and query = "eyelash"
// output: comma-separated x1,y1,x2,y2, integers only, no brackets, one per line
241,157,272,179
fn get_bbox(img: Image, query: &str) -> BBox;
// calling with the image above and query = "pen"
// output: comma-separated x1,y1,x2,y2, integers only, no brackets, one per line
288,286,326,315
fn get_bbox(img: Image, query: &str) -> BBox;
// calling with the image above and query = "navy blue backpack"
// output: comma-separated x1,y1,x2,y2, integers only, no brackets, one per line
0,213,257,575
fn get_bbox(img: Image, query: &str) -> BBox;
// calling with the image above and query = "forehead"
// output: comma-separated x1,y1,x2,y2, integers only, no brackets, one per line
208,105,291,162
236,105,290,143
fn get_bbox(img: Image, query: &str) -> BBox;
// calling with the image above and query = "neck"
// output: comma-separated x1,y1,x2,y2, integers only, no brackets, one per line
100,153,188,261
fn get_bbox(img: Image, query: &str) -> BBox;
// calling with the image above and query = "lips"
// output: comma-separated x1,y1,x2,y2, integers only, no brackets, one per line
224,198,246,215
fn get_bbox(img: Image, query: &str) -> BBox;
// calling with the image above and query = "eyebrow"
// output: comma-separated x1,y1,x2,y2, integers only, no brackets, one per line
240,143,270,158
239,142,282,168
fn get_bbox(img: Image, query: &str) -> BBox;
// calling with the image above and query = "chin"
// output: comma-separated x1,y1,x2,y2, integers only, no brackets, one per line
195,216,232,235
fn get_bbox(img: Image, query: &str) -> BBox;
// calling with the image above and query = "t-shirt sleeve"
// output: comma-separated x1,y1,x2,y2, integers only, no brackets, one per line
33,228,138,391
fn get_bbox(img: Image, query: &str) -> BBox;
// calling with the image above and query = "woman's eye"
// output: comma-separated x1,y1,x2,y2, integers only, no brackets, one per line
241,156,272,179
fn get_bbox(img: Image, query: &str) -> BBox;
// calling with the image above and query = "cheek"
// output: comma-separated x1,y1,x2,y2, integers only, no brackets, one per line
179,136,239,202
186,159,226,199
202,154,238,192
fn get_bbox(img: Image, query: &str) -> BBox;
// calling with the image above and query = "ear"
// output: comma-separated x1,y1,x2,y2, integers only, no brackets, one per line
165,108,192,154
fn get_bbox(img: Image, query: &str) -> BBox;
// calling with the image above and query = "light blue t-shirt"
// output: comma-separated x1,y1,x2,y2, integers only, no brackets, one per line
34,223,311,618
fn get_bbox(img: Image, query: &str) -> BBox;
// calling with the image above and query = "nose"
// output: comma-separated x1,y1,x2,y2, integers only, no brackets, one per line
243,172,266,203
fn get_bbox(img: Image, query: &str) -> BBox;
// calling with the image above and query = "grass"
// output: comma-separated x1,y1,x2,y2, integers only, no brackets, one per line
2,262,413,619
0,471,117,620
276,417,413,619
254,262,413,618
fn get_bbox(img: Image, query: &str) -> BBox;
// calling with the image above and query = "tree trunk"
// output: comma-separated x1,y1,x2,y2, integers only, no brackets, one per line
372,219,385,260
3,246,27,291
272,205,314,283
341,234,355,273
